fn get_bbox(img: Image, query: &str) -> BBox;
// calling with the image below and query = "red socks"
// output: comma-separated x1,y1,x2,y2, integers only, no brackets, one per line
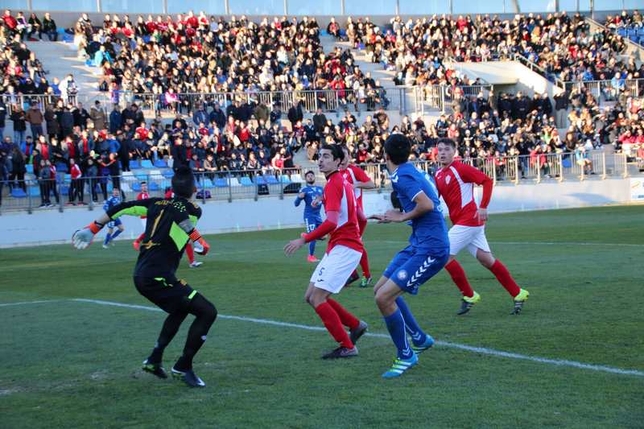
359,249,371,279
326,298,360,330
134,232,145,243
445,259,475,298
185,243,195,264
489,260,521,297
315,302,353,348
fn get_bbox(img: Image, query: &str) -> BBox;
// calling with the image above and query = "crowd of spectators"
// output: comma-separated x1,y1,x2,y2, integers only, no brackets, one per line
337,12,643,98
1,9,644,207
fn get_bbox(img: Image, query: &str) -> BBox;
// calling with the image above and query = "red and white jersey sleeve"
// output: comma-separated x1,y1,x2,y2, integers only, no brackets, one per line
323,172,363,253
435,161,490,227
341,164,371,209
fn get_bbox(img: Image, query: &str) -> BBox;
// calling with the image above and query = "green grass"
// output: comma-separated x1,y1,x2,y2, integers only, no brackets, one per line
1,205,643,428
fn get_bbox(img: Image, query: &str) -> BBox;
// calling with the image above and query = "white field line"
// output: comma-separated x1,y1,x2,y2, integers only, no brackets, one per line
0,299,63,307
71,298,644,378
213,240,644,257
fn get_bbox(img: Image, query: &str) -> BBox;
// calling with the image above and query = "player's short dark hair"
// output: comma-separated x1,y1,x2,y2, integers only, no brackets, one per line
305,170,315,176
437,138,457,149
384,133,411,165
140,181,147,185
320,143,344,162
171,167,196,198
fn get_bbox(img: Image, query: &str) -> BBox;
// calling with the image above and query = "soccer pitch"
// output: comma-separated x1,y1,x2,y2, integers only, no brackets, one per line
1,206,642,428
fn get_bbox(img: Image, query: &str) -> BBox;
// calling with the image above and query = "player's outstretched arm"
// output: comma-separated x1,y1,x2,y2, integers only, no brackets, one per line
71,212,112,249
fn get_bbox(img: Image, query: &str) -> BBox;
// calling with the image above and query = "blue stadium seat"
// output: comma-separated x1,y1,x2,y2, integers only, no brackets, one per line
266,175,279,185
240,177,254,186
141,160,154,169
154,159,168,168
131,182,141,192
255,175,268,185
214,177,228,187
280,175,291,184
162,170,174,179
130,160,141,169
28,186,40,197
149,182,160,191
26,164,33,174
11,188,27,198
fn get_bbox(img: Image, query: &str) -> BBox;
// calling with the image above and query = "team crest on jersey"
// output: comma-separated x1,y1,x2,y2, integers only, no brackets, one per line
397,270,408,281
445,176,451,184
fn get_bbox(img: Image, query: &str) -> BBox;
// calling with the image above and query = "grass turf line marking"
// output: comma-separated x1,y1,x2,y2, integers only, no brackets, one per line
73,298,644,378
0,299,62,307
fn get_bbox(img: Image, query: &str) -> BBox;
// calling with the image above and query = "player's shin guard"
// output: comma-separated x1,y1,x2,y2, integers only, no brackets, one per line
489,260,521,297
176,295,217,371
384,309,413,359
315,302,353,348
149,311,190,363
326,298,360,330
445,259,475,298
395,297,426,344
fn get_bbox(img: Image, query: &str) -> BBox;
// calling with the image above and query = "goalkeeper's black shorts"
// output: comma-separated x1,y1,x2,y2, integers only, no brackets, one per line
134,275,197,314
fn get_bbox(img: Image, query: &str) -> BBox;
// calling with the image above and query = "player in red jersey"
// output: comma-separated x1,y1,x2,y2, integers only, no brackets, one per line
132,181,150,251
284,144,368,359
435,138,530,315
340,146,377,287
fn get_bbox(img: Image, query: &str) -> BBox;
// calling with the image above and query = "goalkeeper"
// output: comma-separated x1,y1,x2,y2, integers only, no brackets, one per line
72,167,217,388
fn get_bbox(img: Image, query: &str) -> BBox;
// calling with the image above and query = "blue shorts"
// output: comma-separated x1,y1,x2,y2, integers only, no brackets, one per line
107,218,123,229
383,244,449,295
305,217,322,234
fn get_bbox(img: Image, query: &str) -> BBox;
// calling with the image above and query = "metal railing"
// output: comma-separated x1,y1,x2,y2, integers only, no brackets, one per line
1,151,637,214
413,84,494,115
563,78,644,103
98,87,409,119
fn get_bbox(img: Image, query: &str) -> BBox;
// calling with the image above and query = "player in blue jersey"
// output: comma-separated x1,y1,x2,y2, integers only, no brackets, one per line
294,170,324,262
369,134,450,378
102,187,125,248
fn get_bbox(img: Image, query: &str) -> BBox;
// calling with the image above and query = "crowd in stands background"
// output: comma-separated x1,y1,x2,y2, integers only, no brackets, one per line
1,9,644,206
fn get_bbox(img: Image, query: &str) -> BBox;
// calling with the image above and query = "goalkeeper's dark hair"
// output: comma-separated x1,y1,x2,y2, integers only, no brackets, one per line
171,166,196,198
384,133,411,165
320,143,345,162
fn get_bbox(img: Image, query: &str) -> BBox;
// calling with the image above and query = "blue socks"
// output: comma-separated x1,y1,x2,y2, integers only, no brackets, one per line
384,309,413,359
396,297,427,346
110,229,123,241
308,240,316,257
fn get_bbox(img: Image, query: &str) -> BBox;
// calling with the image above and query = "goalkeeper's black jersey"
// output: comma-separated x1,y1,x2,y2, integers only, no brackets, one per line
106,197,202,277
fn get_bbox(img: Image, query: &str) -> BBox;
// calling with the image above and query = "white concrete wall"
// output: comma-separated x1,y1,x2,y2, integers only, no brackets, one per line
0,178,636,248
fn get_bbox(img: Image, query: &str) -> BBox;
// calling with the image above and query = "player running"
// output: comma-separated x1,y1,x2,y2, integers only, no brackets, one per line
72,167,217,387
102,187,125,248
434,138,530,315
284,144,368,359
294,170,324,262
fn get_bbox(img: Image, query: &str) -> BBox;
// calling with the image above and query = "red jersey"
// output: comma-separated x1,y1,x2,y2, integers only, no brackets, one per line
70,163,82,180
323,171,363,253
341,164,371,209
434,161,493,227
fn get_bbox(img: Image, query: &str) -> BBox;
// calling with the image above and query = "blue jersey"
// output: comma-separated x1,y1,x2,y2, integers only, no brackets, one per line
391,163,449,250
103,195,121,211
294,184,324,223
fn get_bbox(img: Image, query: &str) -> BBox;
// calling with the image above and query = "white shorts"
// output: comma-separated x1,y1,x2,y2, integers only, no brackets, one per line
448,225,491,257
310,245,362,294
